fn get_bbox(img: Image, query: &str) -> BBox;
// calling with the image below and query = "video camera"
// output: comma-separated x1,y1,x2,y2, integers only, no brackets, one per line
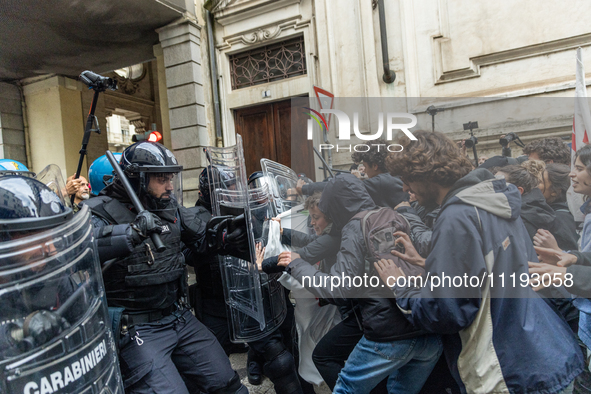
499,132,524,157
79,71,117,92
464,135,478,149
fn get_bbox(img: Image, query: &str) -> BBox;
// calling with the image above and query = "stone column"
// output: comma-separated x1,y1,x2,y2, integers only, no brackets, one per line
22,76,85,180
157,19,208,205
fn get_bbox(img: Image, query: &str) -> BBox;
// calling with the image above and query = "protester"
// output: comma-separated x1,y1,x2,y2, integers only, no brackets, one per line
533,163,579,252
281,174,441,394
66,174,90,212
380,130,583,394
523,136,571,165
496,163,578,250
351,138,408,209
531,144,591,393
260,193,357,391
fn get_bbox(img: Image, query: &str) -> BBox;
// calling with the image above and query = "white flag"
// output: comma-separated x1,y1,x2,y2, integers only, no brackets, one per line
568,47,591,222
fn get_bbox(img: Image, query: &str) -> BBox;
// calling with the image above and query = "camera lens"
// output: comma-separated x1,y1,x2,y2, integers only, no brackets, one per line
465,139,474,148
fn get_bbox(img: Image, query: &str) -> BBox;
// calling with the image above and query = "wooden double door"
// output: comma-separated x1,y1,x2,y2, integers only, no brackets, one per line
234,99,315,180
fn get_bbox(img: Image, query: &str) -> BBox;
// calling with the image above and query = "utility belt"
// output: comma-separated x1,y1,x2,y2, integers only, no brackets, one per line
120,299,190,334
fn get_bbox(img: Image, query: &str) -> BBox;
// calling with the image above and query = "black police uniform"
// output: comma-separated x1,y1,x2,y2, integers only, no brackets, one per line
183,168,303,394
85,142,247,394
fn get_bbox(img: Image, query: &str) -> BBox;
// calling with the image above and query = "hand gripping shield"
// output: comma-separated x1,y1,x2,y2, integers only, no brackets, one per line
206,135,286,342
0,206,123,393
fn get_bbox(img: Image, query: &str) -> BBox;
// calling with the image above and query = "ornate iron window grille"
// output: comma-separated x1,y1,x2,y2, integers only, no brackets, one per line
230,36,307,90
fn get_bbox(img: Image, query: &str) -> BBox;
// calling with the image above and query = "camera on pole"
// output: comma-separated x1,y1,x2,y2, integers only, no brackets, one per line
79,70,117,92
463,121,479,164
70,71,118,205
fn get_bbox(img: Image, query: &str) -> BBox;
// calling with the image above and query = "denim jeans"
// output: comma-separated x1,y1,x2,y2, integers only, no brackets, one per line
333,334,442,394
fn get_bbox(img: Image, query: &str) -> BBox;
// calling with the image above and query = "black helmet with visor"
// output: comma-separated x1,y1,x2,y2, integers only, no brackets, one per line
119,142,183,210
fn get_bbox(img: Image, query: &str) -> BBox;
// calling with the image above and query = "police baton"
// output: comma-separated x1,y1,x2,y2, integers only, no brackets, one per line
105,150,166,252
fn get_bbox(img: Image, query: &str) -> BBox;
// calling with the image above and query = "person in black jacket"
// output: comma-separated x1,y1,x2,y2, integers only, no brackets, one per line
351,138,408,209
295,139,408,210
280,175,441,394
533,163,580,252
496,164,578,250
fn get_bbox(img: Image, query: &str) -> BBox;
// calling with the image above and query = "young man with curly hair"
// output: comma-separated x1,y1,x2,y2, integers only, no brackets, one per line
377,130,583,394
522,137,571,165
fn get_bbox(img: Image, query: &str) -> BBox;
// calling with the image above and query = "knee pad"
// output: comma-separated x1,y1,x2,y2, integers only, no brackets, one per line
263,348,295,380
261,338,287,362
211,372,247,394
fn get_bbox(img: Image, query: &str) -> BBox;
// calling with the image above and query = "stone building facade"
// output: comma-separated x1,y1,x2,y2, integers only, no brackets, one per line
1,0,591,203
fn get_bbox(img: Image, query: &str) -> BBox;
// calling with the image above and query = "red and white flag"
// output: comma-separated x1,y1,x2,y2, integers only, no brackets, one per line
568,47,591,221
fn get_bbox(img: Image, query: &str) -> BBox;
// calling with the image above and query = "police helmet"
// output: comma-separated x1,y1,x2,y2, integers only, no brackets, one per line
0,159,35,178
88,153,122,194
119,142,183,208
247,171,268,190
198,166,237,208
0,176,73,236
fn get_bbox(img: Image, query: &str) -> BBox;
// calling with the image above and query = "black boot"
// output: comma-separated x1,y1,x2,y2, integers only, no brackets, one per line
247,349,263,385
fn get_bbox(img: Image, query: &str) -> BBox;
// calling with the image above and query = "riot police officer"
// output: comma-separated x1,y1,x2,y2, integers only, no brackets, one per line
184,167,303,394
0,175,124,393
84,141,248,394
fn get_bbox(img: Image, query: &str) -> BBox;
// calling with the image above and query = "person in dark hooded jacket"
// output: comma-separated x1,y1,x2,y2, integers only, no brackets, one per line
296,139,408,210
280,174,441,394
497,164,578,250
351,138,409,209
380,130,583,394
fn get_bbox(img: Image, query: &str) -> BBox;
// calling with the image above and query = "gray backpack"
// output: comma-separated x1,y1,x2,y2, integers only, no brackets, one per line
352,207,425,278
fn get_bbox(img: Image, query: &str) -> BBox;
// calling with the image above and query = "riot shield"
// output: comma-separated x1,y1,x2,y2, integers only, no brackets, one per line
36,164,73,209
207,135,286,342
0,205,123,393
225,185,287,342
260,159,304,216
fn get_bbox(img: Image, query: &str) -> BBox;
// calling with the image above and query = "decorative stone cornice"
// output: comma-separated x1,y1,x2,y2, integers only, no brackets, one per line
213,0,301,26
217,16,310,51
434,32,591,84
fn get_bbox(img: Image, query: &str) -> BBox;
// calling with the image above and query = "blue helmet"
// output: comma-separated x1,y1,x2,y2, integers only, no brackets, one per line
88,153,122,194
0,159,35,177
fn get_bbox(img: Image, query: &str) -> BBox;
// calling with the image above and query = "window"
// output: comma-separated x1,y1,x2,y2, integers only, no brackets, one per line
229,36,306,90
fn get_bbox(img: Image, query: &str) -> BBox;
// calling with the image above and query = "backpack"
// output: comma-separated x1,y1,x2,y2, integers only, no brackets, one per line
352,207,425,278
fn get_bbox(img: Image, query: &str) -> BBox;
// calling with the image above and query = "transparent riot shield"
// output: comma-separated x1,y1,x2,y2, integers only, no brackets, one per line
225,185,287,342
0,205,123,393
260,159,304,216
36,164,73,209
206,135,286,342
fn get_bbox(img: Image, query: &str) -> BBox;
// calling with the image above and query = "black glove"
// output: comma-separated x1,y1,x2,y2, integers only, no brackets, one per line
223,214,251,261
23,310,70,346
131,211,163,243
206,214,251,261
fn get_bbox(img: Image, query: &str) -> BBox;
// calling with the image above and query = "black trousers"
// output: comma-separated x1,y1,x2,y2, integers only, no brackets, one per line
118,308,245,394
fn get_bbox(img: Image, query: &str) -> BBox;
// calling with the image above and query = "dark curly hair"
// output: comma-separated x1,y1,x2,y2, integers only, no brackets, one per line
497,165,539,194
385,130,473,187
522,137,570,165
351,138,389,173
